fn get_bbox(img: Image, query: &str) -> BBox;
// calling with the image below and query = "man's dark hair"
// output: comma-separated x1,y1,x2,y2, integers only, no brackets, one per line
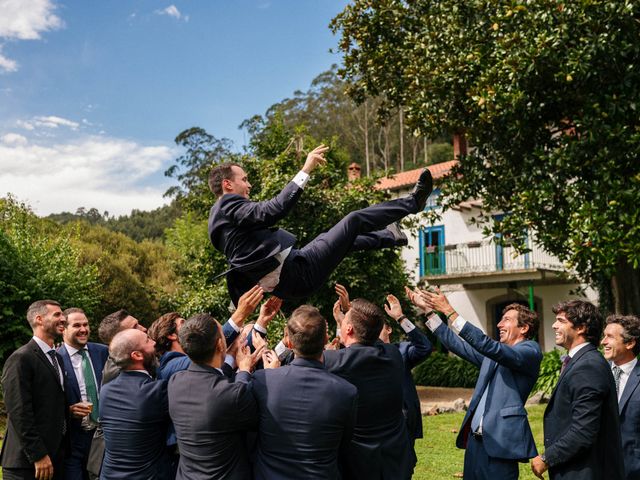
63,307,86,319
148,312,182,355
348,298,386,346
606,314,640,356
99,309,131,345
503,303,539,340
552,300,603,346
26,299,61,329
208,162,242,197
179,313,220,364
286,305,327,358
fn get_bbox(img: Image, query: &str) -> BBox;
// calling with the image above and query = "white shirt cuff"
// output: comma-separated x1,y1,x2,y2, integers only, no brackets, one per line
292,171,310,189
426,313,443,332
274,341,287,357
224,354,236,369
451,316,467,334
399,317,416,333
253,323,267,335
227,318,241,333
335,327,341,338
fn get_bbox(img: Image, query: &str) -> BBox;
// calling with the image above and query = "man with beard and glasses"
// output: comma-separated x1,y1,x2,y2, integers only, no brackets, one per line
1,300,68,480
98,329,171,480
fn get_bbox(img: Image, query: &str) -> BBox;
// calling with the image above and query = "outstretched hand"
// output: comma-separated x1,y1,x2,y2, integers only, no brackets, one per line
257,296,283,330
404,286,429,312
302,144,329,174
232,285,264,326
335,283,351,313
384,294,404,321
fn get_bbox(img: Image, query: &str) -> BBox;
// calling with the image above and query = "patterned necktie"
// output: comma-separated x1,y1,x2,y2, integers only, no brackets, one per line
80,349,100,423
612,365,623,396
47,350,67,434
560,354,571,374
47,350,63,387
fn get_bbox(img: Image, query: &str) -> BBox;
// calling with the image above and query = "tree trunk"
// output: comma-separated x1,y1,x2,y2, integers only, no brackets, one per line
610,258,640,314
398,108,404,171
364,100,370,177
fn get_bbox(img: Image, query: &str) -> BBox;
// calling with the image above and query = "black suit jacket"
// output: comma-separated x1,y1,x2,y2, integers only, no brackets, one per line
168,363,258,480
323,342,415,480
1,339,67,469
251,357,358,480
544,343,625,480
619,361,640,480
99,371,171,480
208,181,302,304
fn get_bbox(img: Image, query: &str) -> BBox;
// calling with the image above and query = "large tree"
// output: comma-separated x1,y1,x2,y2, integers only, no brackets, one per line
333,0,640,313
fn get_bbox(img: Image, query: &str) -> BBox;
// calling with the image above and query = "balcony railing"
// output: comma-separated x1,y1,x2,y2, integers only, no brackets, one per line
422,240,565,277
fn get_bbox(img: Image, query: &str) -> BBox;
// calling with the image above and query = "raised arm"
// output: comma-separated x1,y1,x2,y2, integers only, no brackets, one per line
226,145,329,228
384,293,432,368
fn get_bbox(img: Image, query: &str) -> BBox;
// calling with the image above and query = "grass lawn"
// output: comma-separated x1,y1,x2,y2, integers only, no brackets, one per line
414,404,546,479
0,405,546,480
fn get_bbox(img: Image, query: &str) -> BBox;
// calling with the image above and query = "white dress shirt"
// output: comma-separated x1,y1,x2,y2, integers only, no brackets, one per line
32,336,64,386
612,357,637,402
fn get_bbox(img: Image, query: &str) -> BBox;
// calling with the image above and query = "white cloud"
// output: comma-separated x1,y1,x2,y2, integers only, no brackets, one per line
1,132,27,145
0,0,63,40
0,46,18,72
155,5,188,22
0,135,177,216
33,115,80,130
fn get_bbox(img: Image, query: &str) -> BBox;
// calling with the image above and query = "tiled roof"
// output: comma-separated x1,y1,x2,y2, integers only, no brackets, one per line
375,160,458,191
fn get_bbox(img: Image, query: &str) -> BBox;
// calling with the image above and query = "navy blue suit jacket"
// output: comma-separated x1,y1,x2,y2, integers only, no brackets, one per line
99,371,171,480
57,342,109,428
618,361,640,480
432,320,541,460
251,357,358,480
208,181,302,305
323,342,415,480
544,343,624,480
395,328,432,440
168,363,258,480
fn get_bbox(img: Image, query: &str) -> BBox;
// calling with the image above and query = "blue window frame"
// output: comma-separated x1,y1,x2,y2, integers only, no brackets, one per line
420,225,445,276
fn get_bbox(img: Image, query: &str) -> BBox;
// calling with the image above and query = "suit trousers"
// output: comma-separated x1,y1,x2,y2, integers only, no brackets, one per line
63,428,95,480
464,434,518,480
274,195,417,298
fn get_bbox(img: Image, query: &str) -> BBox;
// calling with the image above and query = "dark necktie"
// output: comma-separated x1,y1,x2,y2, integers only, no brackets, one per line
47,350,67,434
560,354,571,374
47,350,63,387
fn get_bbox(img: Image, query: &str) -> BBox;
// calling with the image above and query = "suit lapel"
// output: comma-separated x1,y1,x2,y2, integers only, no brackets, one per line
548,344,596,408
88,344,104,389
58,345,81,399
619,362,640,414
31,340,65,392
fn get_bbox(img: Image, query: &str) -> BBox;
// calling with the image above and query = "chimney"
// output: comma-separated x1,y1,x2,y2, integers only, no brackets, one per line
453,131,468,159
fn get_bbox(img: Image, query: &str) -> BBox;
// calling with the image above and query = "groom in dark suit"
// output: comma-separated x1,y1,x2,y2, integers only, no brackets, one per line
1,300,68,480
208,144,433,305
602,314,640,480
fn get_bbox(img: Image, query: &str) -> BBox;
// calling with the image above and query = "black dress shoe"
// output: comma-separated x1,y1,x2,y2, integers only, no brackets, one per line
386,221,408,247
410,168,433,212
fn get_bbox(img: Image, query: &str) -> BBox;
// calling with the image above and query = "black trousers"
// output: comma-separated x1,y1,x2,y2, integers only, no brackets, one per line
274,194,417,299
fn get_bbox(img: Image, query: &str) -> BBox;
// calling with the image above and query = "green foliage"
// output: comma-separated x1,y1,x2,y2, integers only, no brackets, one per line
532,349,562,397
66,222,179,330
0,197,101,365
48,202,182,242
333,0,640,312
412,352,479,388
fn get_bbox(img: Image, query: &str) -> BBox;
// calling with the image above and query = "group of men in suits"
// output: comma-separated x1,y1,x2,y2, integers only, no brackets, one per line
3,290,640,480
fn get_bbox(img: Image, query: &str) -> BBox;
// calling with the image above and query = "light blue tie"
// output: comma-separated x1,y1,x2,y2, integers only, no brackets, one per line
470,386,488,432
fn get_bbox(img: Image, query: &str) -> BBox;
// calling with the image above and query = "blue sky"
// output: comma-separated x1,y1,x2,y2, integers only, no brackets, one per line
0,0,348,216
